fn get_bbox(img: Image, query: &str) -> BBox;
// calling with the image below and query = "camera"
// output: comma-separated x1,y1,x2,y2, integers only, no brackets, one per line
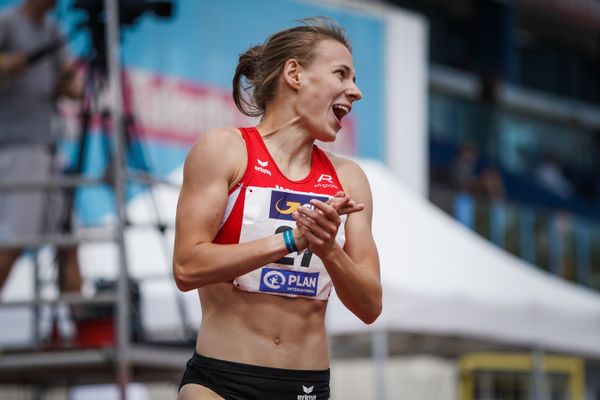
72,0,174,72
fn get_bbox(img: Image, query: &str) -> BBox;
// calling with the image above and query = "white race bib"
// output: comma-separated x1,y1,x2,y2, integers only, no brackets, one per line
233,186,346,300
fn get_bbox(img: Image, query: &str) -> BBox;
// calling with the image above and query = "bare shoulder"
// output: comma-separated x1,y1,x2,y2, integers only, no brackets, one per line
325,152,370,197
188,127,244,156
183,127,246,187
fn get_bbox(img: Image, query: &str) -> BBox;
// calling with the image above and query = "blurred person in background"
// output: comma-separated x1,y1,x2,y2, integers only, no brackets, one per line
451,141,505,200
451,141,481,194
0,0,82,298
173,17,381,400
478,164,505,201
535,152,574,200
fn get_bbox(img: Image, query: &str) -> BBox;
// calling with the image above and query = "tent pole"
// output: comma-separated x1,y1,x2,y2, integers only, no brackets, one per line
372,330,388,400
104,0,131,399
531,347,549,400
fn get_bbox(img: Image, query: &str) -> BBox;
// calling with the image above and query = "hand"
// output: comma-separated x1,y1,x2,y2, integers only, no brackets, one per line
56,60,83,100
327,191,364,215
0,53,27,75
292,192,362,258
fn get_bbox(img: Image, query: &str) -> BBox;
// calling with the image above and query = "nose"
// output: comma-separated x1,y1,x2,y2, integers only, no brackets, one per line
347,82,362,102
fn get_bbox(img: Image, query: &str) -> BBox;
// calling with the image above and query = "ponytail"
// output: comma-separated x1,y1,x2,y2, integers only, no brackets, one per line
232,45,264,117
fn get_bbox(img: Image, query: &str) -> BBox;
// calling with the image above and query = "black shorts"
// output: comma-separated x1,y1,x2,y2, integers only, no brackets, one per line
179,352,330,400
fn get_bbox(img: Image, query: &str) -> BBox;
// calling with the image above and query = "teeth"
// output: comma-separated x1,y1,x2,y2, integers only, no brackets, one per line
332,104,350,118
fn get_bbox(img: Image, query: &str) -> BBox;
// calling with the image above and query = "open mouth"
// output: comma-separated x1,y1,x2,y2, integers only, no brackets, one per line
332,104,351,123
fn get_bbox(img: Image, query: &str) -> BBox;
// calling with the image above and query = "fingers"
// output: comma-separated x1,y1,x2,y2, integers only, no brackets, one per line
292,193,363,255
337,202,365,215
293,193,364,246
326,193,350,210
308,200,341,224
293,212,329,245
293,200,341,245
294,205,338,235
326,192,364,216
296,222,325,247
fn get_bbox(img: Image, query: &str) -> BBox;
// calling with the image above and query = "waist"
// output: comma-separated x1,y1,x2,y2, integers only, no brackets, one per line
196,283,329,369
189,352,330,379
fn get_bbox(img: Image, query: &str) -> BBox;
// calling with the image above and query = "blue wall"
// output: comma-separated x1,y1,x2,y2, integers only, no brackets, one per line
1,0,385,223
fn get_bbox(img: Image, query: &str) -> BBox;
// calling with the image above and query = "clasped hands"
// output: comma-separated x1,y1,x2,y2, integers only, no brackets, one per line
292,191,363,259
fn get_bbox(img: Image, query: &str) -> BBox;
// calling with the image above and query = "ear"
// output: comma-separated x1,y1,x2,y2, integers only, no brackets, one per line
282,59,302,90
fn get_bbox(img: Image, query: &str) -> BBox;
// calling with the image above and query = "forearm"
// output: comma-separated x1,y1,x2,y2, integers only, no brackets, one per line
57,78,81,100
321,245,382,324
0,50,28,76
56,65,82,100
173,228,302,291
0,53,8,73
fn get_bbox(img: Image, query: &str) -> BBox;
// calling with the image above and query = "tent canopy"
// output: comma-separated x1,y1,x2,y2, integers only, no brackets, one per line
326,160,600,359
2,160,599,359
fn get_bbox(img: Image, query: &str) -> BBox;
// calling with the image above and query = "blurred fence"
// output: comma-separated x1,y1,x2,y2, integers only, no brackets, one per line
431,187,600,292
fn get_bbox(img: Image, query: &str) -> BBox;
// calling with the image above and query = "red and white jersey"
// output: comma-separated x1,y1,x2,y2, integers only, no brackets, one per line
213,127,347,300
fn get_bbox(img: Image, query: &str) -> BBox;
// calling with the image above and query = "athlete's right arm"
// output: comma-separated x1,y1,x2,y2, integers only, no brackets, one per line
172,128,306,291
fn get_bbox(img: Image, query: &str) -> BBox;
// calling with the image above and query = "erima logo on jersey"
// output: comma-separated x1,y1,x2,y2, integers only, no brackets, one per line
297,385,317,400
269,190,328,221
260,268,319,296
255,158,271,176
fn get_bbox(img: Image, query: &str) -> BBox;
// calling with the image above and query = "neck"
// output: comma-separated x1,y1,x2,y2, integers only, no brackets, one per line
256,114,314,176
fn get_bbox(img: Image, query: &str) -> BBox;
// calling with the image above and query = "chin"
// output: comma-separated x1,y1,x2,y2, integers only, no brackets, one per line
319,134,337,143
313,128,338,142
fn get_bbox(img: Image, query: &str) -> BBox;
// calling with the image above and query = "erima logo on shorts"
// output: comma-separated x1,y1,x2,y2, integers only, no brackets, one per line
269,190,328,221
298,385,317,400
260,268,319,296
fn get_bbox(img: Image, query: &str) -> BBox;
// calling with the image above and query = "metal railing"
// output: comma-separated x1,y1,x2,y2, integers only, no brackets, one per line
430,187,600,292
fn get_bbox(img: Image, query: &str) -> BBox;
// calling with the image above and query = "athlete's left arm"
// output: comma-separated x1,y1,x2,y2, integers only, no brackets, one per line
295,159,382,324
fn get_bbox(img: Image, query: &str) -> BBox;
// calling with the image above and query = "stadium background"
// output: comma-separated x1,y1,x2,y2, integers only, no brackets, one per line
0,0,599,399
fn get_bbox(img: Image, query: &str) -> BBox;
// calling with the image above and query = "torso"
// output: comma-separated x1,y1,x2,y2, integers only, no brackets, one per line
0,7,64,145
196,281,329,369
195,127,347,369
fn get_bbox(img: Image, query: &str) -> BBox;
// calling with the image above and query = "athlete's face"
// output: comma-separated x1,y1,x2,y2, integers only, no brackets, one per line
294,40,362,142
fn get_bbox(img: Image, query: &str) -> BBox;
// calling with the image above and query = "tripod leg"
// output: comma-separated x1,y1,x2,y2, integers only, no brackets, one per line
56,246,82,293
0,249,21,291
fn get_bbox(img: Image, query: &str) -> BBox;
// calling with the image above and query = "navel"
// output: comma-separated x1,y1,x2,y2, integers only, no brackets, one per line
273,336,281,346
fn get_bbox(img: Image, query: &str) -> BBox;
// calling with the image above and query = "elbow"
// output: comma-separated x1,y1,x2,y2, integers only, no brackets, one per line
175,280,194,293
172,260,197,292
360,300,382,325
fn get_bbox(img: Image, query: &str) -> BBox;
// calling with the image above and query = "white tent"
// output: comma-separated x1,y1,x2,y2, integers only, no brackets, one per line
327,160,600,358
2,160,600,359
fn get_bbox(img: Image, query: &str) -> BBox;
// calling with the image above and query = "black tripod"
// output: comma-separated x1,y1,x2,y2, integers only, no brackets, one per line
57,54,196,344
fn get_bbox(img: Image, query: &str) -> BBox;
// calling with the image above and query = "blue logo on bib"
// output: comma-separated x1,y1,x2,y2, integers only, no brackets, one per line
259,267,319,296
269,191,328,221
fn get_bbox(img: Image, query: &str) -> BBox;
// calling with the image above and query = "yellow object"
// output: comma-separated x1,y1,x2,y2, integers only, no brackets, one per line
459,352,584,400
